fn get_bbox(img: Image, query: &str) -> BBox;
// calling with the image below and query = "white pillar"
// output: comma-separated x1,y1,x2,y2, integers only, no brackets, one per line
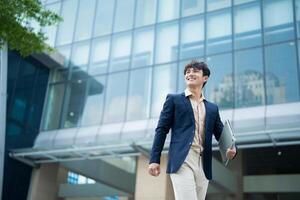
27,163,68,200
135,154,175,200
0,43,8,199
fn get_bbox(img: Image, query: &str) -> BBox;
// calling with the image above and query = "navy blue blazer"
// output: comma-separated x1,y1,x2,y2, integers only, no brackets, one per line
149,92,224,180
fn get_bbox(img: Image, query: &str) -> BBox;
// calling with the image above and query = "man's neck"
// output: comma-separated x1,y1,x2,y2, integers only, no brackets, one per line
187,86,203,100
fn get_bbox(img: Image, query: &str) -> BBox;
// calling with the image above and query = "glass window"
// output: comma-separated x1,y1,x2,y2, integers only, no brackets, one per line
57,45,72,68
295,0,300,38
20,59,36,77
206,53,233,109
110,32,132,72
103,71,129,123
151,63,177,117
81,76,106,126
11,98,27,123
44,2,61,46
135,0,157,27
155,23,179,64
63,80,87,128
180,16,204,59
298,40,300,65
10,88,30,126
45,0,59,3
263,0,294,44
70,70,88,84
56,0,78,45
234,0,256,5
7,51,20,80
7,122,22,136
207,9,232,54
158,0,179,22
127,68,151,120
50,68,69,83
42,84,66,130
30,98,46,130
114,0,135,32
89,37,110,75
207,0,231,12
132,28,154,68
178,60,188,93
235,48,264,108
181,0,204,17
74,0,96,41
265,42,299,104
94,0,115,37
67,172,79,184
71,41,90,71
234,2,262,49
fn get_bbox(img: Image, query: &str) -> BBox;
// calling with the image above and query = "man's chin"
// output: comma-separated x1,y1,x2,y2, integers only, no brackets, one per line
186,83,198,88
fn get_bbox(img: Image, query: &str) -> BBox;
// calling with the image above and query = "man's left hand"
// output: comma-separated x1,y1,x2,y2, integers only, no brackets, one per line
226,146,236,160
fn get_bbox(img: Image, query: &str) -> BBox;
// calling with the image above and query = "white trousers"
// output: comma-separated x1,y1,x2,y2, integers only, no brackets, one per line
170,149,209,200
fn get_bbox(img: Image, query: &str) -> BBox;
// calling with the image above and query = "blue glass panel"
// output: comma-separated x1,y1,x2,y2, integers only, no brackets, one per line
265,42,299,104
206,53,233,109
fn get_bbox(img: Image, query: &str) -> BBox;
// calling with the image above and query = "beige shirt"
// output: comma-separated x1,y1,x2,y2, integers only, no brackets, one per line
185,88,206,154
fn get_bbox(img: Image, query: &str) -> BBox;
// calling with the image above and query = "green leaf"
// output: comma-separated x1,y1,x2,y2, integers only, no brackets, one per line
0,0,62,57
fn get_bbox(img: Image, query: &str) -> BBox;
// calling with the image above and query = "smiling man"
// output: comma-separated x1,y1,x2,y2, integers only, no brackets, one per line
148,60,237,200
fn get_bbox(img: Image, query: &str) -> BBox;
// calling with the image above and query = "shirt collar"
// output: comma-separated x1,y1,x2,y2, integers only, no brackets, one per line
184,88,205,100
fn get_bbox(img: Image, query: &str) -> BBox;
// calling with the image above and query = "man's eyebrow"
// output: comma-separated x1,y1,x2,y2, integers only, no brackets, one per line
186,68,200,73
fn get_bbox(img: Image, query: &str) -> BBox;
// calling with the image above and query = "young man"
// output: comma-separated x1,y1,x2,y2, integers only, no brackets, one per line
148,60,237,200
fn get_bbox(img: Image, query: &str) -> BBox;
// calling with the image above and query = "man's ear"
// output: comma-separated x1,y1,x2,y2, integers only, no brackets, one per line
204,76,209,82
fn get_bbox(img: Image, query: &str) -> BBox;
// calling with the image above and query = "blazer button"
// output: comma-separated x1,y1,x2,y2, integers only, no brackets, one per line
189,142,192,145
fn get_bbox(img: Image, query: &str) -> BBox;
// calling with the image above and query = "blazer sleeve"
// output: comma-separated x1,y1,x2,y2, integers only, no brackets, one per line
149,94,174,164
213,105,224,142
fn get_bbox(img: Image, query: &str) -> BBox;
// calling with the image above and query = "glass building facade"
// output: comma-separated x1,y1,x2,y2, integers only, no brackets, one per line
2,51,49,200
39,0,300,143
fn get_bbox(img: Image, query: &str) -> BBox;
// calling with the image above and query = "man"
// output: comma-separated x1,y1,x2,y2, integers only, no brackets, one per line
148,60,237,200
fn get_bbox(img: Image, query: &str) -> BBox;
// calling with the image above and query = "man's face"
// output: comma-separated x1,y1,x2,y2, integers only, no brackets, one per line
185,67,208,88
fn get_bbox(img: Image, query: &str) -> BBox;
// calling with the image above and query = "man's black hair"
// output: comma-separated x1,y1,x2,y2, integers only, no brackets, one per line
184,60,210,88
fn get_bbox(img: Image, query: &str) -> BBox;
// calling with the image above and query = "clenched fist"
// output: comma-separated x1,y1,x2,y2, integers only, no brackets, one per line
148,163,160,176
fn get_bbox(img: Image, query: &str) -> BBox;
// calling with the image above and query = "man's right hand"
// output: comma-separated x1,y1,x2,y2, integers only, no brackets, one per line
148,163,160,177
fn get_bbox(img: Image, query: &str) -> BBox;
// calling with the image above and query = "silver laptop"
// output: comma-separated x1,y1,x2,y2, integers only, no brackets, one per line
218,119,236,166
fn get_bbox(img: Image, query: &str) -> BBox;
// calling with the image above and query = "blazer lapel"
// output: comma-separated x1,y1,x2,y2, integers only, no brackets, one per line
204,100,210,127
181,92,195,124
204,100,211,144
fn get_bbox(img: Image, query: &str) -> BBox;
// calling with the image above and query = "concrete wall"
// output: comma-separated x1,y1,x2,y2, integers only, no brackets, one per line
207,152,243,200
27,164,68,200
135,154,175,200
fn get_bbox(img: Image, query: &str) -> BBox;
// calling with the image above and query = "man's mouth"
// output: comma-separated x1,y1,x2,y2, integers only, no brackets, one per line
187,77,196,81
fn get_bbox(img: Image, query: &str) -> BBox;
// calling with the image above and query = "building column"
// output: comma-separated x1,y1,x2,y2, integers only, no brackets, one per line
27,163,68,200
228,150,243,200
135,154,175,200
0,43,8,199
207,151,244,200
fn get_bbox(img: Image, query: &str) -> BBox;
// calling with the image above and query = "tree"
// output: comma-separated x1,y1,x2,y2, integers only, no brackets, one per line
0,0,62,57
